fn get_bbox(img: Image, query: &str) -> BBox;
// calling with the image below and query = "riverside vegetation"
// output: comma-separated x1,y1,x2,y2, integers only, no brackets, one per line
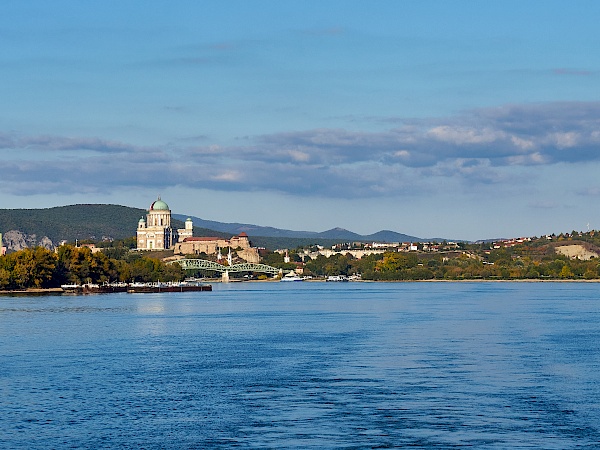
2,231,600,290
0,244,183,290
262,231,600,281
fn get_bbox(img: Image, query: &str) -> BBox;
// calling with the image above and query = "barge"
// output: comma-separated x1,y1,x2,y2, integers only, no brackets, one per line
60,281,211,294
127,281,212,293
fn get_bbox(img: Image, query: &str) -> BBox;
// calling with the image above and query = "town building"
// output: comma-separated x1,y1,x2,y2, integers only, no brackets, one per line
79,243,103,254
174,233,260,263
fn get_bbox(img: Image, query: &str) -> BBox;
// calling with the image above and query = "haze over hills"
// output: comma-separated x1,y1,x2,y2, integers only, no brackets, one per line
172,214,423,242
0,204,429,252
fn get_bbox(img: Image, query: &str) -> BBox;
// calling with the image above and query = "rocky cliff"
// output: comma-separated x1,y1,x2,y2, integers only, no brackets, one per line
2,230,54,252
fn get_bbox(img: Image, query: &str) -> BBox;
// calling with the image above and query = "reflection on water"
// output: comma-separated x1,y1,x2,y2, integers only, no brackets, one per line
134,297,167,314
132,297,169,336
1,282,599,448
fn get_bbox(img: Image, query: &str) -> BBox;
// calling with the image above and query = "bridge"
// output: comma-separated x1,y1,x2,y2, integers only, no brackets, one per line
173,259,281,276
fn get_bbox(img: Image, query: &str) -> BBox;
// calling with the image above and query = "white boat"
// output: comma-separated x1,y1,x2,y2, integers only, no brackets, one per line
280,271,304,282
326,275,348,282
60,284,82,292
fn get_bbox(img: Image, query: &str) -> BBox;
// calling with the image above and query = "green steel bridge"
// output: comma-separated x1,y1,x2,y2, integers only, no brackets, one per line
173,259,281,276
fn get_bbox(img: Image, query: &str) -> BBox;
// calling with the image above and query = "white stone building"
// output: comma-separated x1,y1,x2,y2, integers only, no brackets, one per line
136,197,192,250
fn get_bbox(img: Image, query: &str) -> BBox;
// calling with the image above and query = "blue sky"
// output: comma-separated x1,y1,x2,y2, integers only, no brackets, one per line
2,1,600,240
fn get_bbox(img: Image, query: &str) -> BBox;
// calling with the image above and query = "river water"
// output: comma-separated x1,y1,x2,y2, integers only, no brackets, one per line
1,282,599,448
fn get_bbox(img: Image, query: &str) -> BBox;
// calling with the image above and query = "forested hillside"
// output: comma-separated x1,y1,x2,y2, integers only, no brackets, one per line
0,204,150,243
0,204,366,251
1,204,426,251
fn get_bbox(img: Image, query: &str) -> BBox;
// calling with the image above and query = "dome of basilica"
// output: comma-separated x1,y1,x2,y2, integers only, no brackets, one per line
150,197,169,211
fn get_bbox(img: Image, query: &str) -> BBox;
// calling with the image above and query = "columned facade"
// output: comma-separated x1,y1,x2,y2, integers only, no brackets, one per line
136,197,183,250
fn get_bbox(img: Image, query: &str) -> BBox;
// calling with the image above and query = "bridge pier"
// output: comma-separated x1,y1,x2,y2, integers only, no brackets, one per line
222,270,229,283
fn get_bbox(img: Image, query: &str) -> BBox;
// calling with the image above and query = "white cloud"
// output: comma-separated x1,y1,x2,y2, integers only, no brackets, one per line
211,170,242,182
506,152,547,165
510,136,535,150
4,101,600,200
287,149,311,162
427,126,502,145
550,132,579,149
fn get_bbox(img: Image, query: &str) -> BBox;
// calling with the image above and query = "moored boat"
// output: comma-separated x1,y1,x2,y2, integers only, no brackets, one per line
126,281,212,293
60,281,211,294
83,283,129,294
326,275,348,282
60,284,82,293
280,271,304,282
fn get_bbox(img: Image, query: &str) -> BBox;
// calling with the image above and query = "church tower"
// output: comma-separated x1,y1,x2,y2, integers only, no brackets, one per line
177,217,194,242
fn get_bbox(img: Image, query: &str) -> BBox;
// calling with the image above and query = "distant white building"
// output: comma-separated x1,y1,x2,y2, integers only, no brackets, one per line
136,197,193,250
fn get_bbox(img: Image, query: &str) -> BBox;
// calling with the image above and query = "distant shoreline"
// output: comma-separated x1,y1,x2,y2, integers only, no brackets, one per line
0,288,64,295
2,278,600,295
325,279,600,283
399,279,600,283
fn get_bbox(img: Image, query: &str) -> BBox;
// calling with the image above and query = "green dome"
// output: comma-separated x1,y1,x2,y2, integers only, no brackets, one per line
150,197,169,211
138,217,146,223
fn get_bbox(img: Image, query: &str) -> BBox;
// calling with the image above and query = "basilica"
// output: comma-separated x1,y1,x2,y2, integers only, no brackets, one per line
135,197,260,263
136,197,192,250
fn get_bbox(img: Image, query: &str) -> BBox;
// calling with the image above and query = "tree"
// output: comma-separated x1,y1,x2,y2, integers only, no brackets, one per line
10,247,58,288
376,252,418,273
559,265,574,279
260,251,291,268
0,268,11,289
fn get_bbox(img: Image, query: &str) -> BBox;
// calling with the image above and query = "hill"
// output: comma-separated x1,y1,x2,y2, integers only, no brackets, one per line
0,204,426,252
172,214,423,243
362,229,427,243
0,204,148,244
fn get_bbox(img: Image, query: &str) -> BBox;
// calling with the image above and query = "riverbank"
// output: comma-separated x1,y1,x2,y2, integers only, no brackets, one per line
2,278,600,295
0,288,64,295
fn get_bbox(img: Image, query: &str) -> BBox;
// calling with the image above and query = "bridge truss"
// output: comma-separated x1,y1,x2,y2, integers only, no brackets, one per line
173,259,281,276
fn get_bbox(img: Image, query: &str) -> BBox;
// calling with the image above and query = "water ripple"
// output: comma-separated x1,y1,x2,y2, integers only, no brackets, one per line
1,282,599,448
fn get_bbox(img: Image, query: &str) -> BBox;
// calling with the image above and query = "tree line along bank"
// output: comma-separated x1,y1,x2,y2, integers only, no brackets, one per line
0,245,183,290
2,231,600,289
264,231,600,281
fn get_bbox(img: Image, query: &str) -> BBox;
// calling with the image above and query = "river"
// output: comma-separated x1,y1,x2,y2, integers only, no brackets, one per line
1,282,599,448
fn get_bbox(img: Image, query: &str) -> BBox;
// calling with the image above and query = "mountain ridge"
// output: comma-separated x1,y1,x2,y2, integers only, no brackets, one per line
0,204,427,251
172,214,423,242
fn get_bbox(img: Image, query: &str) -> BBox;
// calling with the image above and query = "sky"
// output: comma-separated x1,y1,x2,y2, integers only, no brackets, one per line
2,1,600,240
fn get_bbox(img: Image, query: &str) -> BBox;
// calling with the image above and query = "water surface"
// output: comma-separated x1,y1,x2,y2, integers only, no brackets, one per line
1,282,599,448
